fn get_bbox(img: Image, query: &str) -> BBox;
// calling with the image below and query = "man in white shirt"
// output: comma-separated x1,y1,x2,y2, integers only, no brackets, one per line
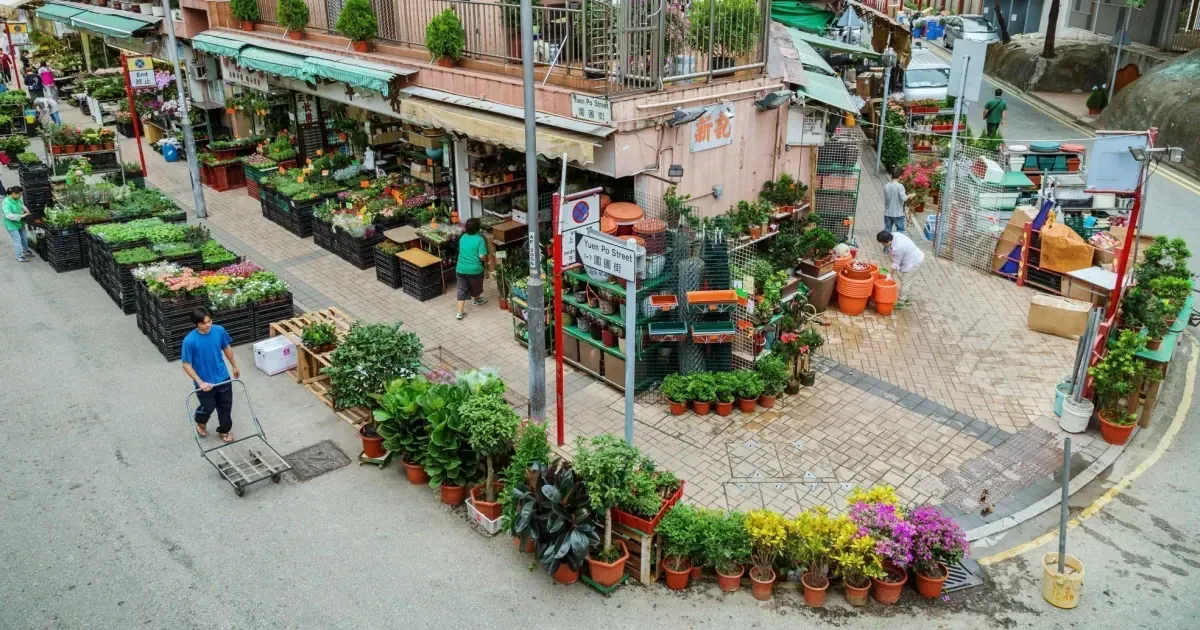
877,230,925,308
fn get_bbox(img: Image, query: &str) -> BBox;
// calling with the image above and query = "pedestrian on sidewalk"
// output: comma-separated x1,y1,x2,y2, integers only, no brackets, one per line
983,88,1007,137
877,230,925,308
38,62,56,100
883,166,911,233
34,96,61,125
182,308,240,443
3,186,31,262
0,52,12,85
455,217,490,321
23,67,40,99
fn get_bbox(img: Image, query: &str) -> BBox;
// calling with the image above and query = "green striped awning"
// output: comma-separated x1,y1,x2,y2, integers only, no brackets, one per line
237,48,312,82
190,33,250,59
68,11,156,38
35,3,86,23
303,57,398,97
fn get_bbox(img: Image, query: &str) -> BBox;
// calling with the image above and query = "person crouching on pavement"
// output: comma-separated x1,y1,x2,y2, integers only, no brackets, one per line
182,307,240,442
877,229,925,309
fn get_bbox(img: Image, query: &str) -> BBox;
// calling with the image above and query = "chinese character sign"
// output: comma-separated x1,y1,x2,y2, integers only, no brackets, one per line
690,104,735,153
576,232,637,282
295,92,316,124
569,94,612,125
127,55,155,89
220,57,269,92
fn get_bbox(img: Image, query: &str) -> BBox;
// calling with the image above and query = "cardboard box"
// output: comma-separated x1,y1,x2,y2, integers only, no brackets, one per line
579,343,603,376
1028,294,1092,340
992,207,1037,272
1060,275,1108,307
603,352,646,390
253,336,297,376
562,334,580,364
1109,226,1157,266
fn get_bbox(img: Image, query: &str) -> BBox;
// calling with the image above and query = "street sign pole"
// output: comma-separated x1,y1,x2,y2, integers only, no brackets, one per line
120,54,149,178
552,192,564,444
935,57,970,257
623,242,636,445
555,183,602,445
520,0,545,423
161,0,207,219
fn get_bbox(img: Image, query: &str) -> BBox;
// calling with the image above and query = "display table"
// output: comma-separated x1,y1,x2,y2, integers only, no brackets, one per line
1061,266,1135,306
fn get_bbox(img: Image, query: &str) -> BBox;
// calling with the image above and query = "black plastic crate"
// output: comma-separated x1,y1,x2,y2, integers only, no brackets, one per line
403,283,443,302
335,230,384,269
252,294,295,340
375,247,403,289
313,219,335,251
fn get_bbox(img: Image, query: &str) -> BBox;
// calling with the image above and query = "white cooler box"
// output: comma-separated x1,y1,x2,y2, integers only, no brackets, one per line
254,336,297,376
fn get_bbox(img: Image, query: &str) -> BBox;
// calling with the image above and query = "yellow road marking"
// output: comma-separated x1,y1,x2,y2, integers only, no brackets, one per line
978,334,1198,566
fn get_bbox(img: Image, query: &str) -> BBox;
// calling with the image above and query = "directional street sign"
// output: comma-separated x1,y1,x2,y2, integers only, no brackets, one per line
574,229,638,282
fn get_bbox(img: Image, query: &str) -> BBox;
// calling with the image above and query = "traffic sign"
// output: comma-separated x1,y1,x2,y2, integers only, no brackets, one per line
5,23,29,46
557,189,601,267
574,229,638,282
127,55,155,89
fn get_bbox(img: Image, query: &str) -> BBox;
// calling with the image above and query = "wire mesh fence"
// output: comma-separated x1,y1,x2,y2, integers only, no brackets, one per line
815,127,865,244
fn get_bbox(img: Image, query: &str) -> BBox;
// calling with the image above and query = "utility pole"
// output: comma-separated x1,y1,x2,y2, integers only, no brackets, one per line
1107,8,1131,105
934,57,969,257
521,0,546,422
161,0,207,219
874,47,896,175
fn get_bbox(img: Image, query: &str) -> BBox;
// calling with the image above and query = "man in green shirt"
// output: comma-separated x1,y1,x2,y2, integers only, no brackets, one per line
455,217,490,321
983,88,1007,137
3,186,31,262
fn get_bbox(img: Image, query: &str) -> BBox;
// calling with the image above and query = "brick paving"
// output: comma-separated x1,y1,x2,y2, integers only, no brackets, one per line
40,104,1121,527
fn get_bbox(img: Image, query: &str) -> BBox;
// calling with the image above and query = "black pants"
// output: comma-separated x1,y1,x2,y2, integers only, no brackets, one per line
986,122,1000,137
195,383,234,434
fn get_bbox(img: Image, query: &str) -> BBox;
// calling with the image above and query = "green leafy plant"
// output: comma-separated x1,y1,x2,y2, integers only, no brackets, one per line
688,372,717,403
426,8,466,62
788,507,855,582
714,372,737,404
687,0,761,59
510,460,600,575
756,355,789,397
760,173,808,208
201,240,238,265
798,226,837,262
704,510,751,575
322,322,423,409
230,0,260,22
881,108,909,170
499,421,552,531
113,246,161,266
336,0,378,42
16,152,39,165
658,504,705,571
461,393,520,502
1088,330,1146,422
301,321,337,349
831,525,886,588
1086,85,1108,111
661,373,691,403
744,509,790,580
1137,236,1192,284
734,370,764,400
422,381,477,488
1149,276,1191,309
574,434,642,561
372,376,433,467
277,0,311,32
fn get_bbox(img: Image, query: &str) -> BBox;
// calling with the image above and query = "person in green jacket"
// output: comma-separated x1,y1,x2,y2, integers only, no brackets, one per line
983,88,1007,137
3,186,31,262
455,217,490,321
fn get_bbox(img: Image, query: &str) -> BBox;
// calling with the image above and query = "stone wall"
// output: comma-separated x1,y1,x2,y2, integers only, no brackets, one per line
1099,49,1200,180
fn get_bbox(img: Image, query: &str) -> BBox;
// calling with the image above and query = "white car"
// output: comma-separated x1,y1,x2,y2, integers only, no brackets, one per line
943,15,1001,49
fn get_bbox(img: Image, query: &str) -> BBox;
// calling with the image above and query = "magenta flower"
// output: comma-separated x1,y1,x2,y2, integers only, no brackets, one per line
848,501,915,567
908,505,969,574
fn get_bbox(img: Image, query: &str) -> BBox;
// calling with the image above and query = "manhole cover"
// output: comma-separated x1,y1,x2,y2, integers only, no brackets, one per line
944,559,985,593
284,440,351,481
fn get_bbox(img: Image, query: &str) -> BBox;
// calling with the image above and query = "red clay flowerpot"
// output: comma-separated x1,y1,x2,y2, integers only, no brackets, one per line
738,398,757,413
1099,410,1136,445
51,146,63,155
553,563,580,584
352,40,370,53
692,401,712,415
470,484,503,520
103,142,115,150
802,572,829,607
602,328,616,347
514,536,535,553
716,400,733,416
749,225,763,239
404,459,429,484
690,565,702,580
587,540,629,588
1089,108,1103,115
871,566,908,604
440,483,466,506
750,567,776,601
844,580,870,606
1146,336,1163,351
668,399,687,415
241,20,255,31
437,56,456,68
663,558,691,590
360,429,386,459
287,30,303,41
717,565,744,592
499,298,509,311
758,394,776,409
915,564,949,598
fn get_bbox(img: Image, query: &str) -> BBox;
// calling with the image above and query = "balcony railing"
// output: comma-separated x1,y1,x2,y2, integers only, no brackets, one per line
253,0,770,95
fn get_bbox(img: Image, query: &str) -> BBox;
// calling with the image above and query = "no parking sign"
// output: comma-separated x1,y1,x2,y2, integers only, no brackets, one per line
557,190,600,267
127,55,155,89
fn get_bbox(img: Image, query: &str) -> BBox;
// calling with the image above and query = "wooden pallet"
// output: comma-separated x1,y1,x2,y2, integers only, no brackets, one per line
268,307,354,383
304,376,373,429
611,522,660,586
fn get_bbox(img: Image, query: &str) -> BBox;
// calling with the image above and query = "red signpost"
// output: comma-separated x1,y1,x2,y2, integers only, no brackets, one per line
119,53,149,178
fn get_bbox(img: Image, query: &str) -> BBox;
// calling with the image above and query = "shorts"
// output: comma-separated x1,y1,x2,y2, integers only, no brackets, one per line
456,272,484,300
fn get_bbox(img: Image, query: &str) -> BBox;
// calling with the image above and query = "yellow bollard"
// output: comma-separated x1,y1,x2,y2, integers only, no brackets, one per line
1042,553,1085,609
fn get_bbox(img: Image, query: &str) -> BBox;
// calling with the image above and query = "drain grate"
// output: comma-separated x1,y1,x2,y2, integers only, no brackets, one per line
284,440,351,481
944,559,985,593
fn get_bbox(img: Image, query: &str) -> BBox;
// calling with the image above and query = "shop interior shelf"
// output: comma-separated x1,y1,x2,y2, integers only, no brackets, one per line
468,177,525,188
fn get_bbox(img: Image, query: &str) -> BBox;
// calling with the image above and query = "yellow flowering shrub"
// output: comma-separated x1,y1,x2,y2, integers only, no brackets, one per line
743,509,789,575
788,507,858,577
846,485,902,511
831,528,886,588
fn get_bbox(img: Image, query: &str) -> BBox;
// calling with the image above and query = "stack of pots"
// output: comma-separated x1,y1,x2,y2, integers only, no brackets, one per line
604,202,645,236
836,261,875,315
635,218,667,279
873,274,898,315
600,216,618,236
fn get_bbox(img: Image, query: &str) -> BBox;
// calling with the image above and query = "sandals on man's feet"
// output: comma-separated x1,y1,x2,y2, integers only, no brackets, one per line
195,424,208,437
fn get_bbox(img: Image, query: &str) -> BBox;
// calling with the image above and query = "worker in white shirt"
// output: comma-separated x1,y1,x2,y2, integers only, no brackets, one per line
877,230,925,308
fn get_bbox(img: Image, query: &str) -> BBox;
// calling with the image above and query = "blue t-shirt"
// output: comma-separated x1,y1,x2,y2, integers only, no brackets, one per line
181,325,233,386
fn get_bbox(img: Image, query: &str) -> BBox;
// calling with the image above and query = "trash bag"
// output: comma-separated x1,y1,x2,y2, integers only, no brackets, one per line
1040,222,1095,273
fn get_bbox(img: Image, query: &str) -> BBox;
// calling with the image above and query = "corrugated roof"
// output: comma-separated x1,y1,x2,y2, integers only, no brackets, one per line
237,48,312,82
34,3,87,22
69,11,156,38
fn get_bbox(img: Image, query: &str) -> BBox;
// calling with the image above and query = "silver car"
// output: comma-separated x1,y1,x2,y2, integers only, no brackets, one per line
942,15,1001,49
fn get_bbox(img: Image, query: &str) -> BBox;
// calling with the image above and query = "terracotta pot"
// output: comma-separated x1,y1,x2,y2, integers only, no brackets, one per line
437,56,457,68
663,557,692,590
403,458,429,484
51,146,62,155
802,572,829,607
553,563,580,584
1166,315,1177,328
738,398,757,413
750,567,775,601
513,536,535,553
758,394,776,409
690,565,702,580
602,328,616,347
668,399,687,415
360,429,386,459
915,564,949,598
749,225,763,239
352,40,370,53
470,484,504,520
241,20,255,31
912,202,925,213
287,31,303,41
103,142,115,150
844,579,870,606
717,565,743,592
1099,409,1136,445
716,400,733,416
66,145,78,153
692,401,712,415
1146,336,1163,351
498,298,509,311
587,540,629,588
871,566,908,604
839,295,870,315
1089,108,1103,115
440,483,466,506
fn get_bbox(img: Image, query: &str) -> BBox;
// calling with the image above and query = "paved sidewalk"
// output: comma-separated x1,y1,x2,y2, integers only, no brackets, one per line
41,103,1121,532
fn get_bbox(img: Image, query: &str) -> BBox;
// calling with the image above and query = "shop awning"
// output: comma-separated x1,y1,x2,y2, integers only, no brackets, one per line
34,3,86,22
789,29,880,59
796,71,858,114
237,48,312,82
190,33,249,59
400,97,602,165
0,0,37,8
303,57,402,97
68,11,156,38
771,1,835,34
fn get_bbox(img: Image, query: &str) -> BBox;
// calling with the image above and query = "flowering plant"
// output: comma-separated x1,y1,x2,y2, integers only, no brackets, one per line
846,484,902,509
132,261,182,281
848,501,914,567
743,509,790,578
897,158,944,207
907,505,969,576
217,261,264,278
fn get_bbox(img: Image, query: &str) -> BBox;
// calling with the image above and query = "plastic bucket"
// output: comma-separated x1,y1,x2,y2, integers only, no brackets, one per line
1054,382,1072,417
1060,397,1093,433
1042,553,1084,609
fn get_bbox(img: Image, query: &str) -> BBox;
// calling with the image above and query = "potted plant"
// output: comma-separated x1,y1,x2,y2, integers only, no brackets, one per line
324,322,423,409
714,372,736,416
689,372,716,415
278,0,311,40
794,327,824,387
421,381,477,505
831,525,886,606
230,0,259,30
509,460,600,584
744,509,789,601
613,324,627,354
1089,330,1146,445
662,373,690,415
359,421,386,458
427,8,466,67
601,322,617,348
462,393,520,521
755,355,788,408
658,504,703,590
734,369,763,412
798,226,838,276
372,376,434,484
789,507,850,608
1086,84,1108,115
908,505,970,598
500,421,552,550
759,172,808,214
300,321,337,353
573,435,640,588
705,510,751,592
1149,276,1190,324
847,500,915,604
336,0,378,53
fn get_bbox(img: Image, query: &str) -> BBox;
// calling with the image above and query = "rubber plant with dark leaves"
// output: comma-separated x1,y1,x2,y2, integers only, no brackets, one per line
510,459,600,578
461,392,520,517
573,434,641,579
500,421,552,533
370,375,433,471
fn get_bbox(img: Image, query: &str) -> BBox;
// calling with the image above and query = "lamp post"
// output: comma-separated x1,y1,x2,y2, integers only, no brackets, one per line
874,47,897,175
521,0,545,423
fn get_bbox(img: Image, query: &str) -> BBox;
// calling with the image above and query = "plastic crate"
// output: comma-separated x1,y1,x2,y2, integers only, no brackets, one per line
465,497,503,535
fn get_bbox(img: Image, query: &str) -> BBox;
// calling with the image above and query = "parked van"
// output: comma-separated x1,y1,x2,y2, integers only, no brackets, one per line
900,46,951,103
